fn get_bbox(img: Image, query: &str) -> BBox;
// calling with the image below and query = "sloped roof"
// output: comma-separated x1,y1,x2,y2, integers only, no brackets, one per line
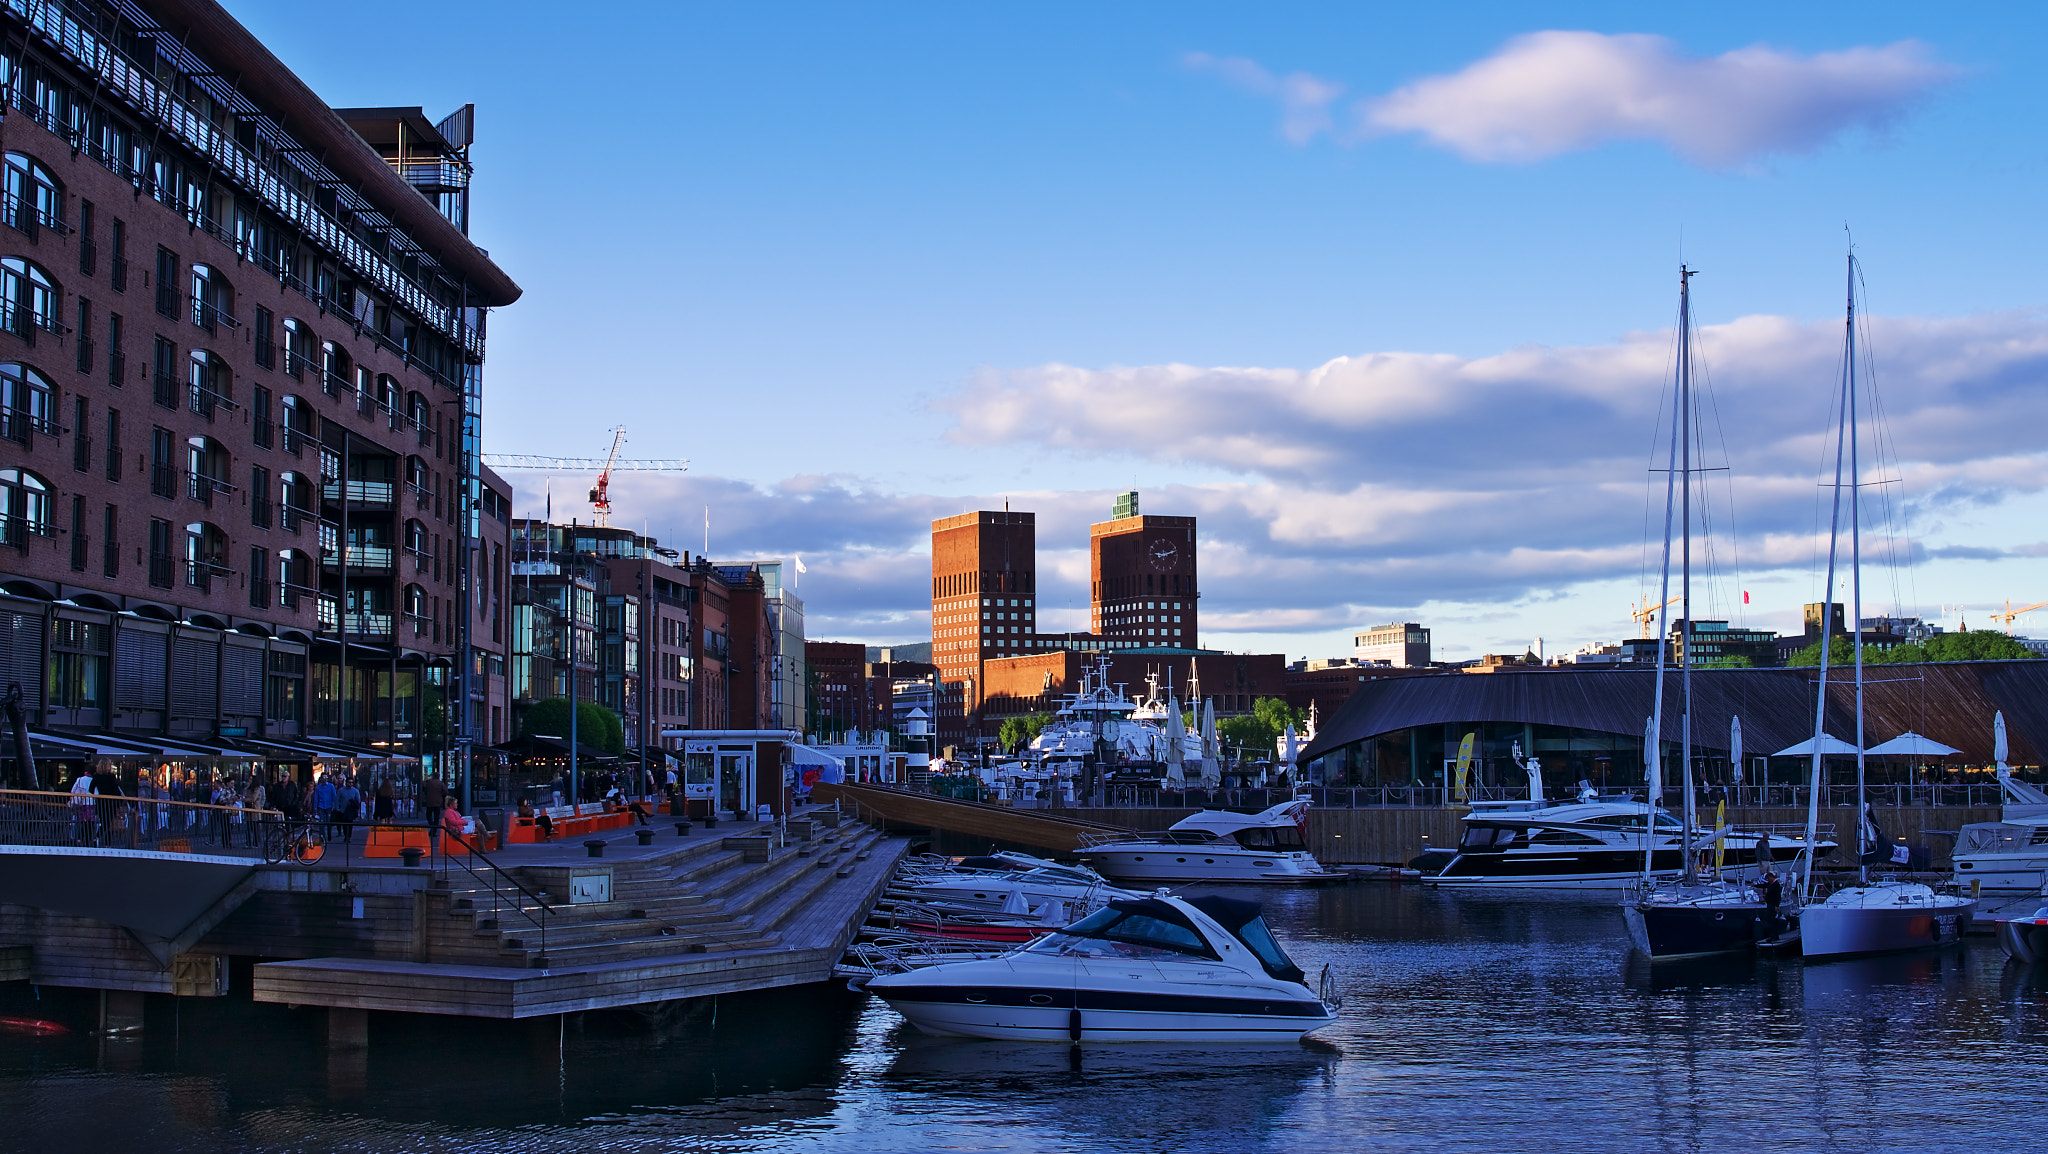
1297,660,2048,765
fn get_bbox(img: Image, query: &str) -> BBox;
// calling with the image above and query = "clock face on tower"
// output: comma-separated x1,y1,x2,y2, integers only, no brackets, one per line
1147,538,1179,571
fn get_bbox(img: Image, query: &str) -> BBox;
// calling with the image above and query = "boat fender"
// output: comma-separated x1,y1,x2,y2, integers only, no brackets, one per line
1068,1008,1082,1042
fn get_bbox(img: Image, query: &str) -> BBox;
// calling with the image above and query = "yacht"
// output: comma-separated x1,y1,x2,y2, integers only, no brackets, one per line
1800,881,1973,960
1624,863,1798,960
865,893,1340,1043
1074,798,1345,885
1420,799,1832,889
1949,815,2048,893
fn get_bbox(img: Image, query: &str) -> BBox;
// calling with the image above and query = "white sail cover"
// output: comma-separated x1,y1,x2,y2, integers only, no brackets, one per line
1730,716,1744,784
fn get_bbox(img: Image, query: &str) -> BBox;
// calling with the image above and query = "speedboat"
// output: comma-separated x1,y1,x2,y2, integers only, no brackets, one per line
1949,815,2048,893
1420,799,1834,889
1993,901,2048,964
866,894,1340,1043
1074,799,1344,885
1799,881,1974,960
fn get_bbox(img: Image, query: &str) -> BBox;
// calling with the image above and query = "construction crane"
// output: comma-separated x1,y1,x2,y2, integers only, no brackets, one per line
481,426,688,527
1631,594,1681,639
1990,599,2048,633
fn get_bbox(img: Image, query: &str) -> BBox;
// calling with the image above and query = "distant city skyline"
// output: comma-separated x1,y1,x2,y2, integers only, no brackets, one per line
234,1,2048,661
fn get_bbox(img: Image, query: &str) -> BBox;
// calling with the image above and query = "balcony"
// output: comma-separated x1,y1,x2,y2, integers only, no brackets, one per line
322,479,395,508
336,612,394,639
323,543,396,573
186,470,235,506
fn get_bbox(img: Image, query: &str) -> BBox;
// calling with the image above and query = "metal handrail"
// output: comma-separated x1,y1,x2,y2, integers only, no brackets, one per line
0,787,280,850
438,823,551,964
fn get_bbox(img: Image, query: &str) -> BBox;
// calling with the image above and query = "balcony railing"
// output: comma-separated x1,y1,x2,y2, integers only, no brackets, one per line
109,254,128,292
147,550,174,588
77,238,95,277
337,611,394,637
1,300,71,347
192,297,241,333
2,189,71,238
107,349,124,388
149,462,175,498
322,479,395,507
323,544,395,572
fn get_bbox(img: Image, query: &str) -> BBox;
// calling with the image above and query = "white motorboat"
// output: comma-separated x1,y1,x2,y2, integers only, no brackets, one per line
865,894,1340,1043
1993,901,2048,964
1799,881,1974,960
1421,799,1832,889
1950,815,2048,893
1074,798,1344,885
897,859,1140,919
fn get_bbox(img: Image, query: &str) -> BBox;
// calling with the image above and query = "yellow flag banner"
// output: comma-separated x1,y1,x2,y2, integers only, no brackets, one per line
1454,732,1476,803
1713,799,1728,873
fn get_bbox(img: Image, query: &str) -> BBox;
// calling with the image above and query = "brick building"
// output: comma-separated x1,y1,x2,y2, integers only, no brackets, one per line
930,509,1038,745
1090,491,1197,648
978,649,1289,734
0,1,518,769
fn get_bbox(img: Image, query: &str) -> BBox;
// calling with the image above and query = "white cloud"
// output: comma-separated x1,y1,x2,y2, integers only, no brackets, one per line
1195,33,1952,166
1184,52,1346,144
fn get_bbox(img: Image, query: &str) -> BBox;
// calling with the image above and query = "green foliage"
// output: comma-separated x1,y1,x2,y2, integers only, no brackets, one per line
1784,629,2037,668
998,713,1054,750
422,682,448,742
1699,655,1754,670
519,697,625,754
1217,697,1306,758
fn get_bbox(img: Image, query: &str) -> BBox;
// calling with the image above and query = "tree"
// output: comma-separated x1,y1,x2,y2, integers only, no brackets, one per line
1784,629,2037,667
998,712,1053,751
1217,697,1306,759
519,698,625,754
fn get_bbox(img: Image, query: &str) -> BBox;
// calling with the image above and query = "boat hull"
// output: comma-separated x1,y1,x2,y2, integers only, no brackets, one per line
1950,854,2048,894
872,984,1335,1043
1800,900,1973,959
1995,914,2048,964
1077,848,1342,886
1625,900,1786,960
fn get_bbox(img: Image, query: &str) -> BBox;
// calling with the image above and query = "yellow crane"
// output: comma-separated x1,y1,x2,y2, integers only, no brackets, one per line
1631,594,1681,639
1991,599,2048,633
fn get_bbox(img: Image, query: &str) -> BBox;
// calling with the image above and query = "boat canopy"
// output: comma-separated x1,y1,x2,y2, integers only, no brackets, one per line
1186,895,1305,983
1169,798,1308,837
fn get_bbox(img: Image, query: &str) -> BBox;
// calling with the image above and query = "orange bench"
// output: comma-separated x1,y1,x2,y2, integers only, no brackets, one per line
362,823,499,857
503,807,635,844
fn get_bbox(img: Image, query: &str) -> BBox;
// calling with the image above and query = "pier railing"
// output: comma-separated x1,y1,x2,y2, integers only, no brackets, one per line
958,782,2013,811
0,788,279,850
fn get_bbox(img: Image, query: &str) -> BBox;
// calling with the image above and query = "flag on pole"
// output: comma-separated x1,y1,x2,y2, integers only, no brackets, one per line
1742,590,1750,605
1454,732,1475,803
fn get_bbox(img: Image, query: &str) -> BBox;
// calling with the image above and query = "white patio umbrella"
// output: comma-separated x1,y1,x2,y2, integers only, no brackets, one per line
1770,734,1862,758
1863,731,1960,758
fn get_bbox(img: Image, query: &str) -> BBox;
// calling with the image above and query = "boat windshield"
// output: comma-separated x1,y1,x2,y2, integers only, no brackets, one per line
1023,904,1217,962
1957,823,2048,855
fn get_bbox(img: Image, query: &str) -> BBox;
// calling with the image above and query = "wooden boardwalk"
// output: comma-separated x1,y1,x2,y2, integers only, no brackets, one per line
813,783,1133,854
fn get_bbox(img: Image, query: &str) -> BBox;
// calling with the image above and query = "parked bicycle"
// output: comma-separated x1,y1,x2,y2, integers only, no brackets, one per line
260,817,326,865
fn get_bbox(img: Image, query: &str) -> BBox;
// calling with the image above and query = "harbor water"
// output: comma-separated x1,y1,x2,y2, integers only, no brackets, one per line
3,883,2044,1153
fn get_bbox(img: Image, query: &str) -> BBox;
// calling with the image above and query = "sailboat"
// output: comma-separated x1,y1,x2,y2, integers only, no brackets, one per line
1797,247,1975,961
1624,267,1810,959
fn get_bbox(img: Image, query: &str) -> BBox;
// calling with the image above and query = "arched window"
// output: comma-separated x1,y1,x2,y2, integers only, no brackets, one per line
185,435,232,505
278,548,312,609
0,257,62,343
405,518,431,570
184,521,229,591
0,362,56,445
319,340,351,398
282,318,312,379
187,350,235,420
189,263,237,333
0,467,50,547
407,390,430,440
278,471,307,532
3,153,65,236
376,373,401,425
279,395,308,456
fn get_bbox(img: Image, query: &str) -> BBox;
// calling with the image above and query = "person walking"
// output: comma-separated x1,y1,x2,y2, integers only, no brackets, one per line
335,775,362,844
210,777,233,845
273,770,303,823
69,768,97,845
311,772,338,840
243,776,268,849
420,775,447,850
373,777,395,823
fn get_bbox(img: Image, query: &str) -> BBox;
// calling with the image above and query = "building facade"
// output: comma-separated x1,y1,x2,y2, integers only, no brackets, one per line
930,509,1037,745
1089,491,1197,648
1354,623,1431,667
0,0,517,767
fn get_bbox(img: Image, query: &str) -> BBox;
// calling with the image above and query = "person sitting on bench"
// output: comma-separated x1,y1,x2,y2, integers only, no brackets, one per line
519,799,553,840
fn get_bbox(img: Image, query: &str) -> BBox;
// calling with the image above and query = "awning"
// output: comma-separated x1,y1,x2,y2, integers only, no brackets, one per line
26,730,161,758
1772,734,1863,757
788,745,843,769
1866,731,1962,758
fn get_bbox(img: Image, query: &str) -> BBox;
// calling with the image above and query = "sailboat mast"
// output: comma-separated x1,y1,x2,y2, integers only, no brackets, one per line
1848,252,1868,886
1679,266,1697,884
1643,265,1685,883
1802,260,1854,904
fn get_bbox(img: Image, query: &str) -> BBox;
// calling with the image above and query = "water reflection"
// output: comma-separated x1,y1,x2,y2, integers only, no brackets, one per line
0,884,2044,1152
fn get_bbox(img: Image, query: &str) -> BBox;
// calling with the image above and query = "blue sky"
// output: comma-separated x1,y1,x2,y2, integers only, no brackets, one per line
233,2,2048,659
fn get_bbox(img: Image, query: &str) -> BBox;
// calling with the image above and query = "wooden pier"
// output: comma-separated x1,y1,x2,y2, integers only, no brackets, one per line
0,805,911,1024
